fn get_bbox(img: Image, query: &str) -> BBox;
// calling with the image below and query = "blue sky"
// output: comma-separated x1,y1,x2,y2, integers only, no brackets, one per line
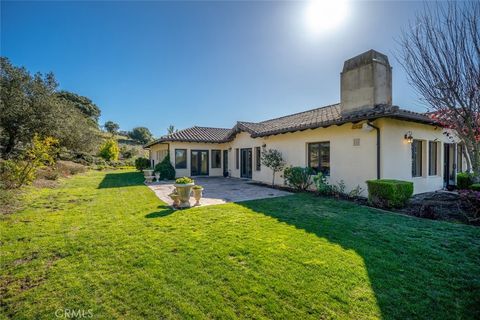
2,1,427,137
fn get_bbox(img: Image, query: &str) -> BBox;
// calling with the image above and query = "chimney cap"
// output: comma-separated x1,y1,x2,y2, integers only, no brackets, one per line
342,49,390,73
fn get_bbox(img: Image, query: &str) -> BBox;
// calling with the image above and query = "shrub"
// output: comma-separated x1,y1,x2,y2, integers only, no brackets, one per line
470,183,480,191
56,160,87,176
283,167,314,191
331,180,346,198
99,139,119,161
366,179,414,208
154,155,175,180
458,190,480,224
348,185,365,199
135,157,150,171
175,176,194,184
36,166,60,181
120,146,137,159
0,135,58,189
313,172,332,195
457,172,473,190
0,160,32,189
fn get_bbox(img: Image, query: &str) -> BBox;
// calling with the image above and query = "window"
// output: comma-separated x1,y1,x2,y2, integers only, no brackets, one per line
428,141,438,176
412,140,422,177
457,144,463,172
235,148,239,169
211,150,221,168
255,147,261,171
175,149,187,169
308,142,330,175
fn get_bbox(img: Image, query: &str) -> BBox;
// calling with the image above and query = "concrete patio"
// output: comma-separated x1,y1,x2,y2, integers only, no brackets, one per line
147,177,292,207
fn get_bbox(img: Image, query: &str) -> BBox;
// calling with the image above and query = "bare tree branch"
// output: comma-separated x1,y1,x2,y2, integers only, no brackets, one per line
397,1,480,181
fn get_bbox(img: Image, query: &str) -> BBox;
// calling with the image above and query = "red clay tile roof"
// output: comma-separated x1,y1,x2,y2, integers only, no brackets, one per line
145,104,438,147
160,126,232,143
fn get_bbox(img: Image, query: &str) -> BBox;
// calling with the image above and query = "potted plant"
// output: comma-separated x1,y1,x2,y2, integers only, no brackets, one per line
174,177,194,208
168,190,180,208
192,185,204,206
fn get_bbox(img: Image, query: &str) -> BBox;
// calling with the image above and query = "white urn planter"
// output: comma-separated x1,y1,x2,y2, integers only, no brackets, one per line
155,172,160,182
168,192,180,208
174,183,194,208
192,187,203,206
143,169,154,178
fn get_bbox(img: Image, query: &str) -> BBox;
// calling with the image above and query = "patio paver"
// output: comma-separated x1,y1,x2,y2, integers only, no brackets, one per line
147,177,292,207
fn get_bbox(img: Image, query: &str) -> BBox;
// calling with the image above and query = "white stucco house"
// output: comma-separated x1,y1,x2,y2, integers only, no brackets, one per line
145,50,466,195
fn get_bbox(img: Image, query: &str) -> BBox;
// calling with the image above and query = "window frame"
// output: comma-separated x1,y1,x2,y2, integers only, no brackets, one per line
255,147,261,171
211,149,222,169
457,144,463,173
307,141,330,176
411,140,423,177
235,148,239,170
174,149,187,169
428,141,438,176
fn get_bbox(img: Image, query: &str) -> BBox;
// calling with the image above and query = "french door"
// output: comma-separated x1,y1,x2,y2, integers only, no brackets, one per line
223,150,229,176
240,148,252,179
443,143,456,187
191,150,209,176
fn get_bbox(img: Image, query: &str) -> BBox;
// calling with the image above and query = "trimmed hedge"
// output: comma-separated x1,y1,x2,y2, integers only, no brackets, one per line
471,184,480,191
457,173,474,190
366,179,414,208
135,157,150,171
154,154,175,180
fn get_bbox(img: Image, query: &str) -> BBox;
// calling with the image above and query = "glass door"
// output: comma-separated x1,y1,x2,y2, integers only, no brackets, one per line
191,150,209,176
223,150,228,176
443,143,456,187
240,148,252,179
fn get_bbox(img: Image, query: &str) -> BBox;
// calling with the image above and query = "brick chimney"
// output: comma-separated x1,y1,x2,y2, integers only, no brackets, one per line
340,49,392,114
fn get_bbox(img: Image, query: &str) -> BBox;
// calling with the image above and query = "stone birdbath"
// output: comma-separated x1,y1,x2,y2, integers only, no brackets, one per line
174,177,195,208
192,185,204,206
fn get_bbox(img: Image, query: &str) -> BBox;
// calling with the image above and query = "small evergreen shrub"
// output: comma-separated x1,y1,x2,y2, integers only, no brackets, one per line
456,173,473,190
313,172,333,195
154,155,176,180
283,166,314,191
175,176,194,184
366,179,414,208
99,139,119,161
470,184,480,191
135,157,150,171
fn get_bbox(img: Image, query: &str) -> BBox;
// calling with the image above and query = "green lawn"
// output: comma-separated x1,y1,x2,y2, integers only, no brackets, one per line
1,170,479,319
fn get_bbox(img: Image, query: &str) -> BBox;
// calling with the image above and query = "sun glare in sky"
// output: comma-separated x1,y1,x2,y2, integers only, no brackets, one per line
304,0,349,36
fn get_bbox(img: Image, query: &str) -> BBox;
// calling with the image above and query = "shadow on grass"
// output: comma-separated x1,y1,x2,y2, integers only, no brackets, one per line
97,171,144,189
238,193,480,319
145,205,175,218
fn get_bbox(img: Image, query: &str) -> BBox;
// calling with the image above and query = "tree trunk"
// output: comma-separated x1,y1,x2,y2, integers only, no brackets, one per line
470,143,480,183
3,134,16,157
272,171,275,187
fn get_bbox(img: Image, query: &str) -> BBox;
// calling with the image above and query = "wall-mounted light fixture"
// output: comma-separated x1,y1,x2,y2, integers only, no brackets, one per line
228,147,232,151
262,143,266,148
404,131,413,143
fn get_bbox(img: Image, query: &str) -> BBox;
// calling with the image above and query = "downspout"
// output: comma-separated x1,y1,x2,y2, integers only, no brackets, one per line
367,122,381,179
